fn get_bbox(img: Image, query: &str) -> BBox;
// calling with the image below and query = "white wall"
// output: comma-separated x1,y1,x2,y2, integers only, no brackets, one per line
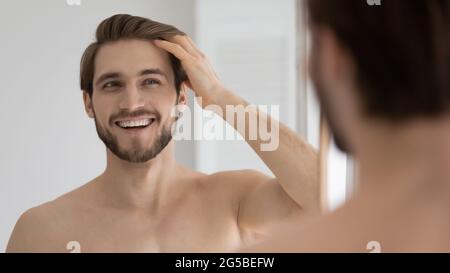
0,0,195,252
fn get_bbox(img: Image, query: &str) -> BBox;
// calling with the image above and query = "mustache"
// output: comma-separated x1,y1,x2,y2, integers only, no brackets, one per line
109,108,161,125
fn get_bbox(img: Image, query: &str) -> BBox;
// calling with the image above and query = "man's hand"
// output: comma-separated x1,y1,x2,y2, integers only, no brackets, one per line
154,35,224,108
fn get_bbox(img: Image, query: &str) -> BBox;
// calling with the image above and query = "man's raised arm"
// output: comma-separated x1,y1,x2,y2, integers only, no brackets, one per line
154,35,319,233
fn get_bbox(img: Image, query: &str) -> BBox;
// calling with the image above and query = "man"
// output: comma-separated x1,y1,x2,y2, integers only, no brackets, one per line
6,14,318,252
246,0,450,252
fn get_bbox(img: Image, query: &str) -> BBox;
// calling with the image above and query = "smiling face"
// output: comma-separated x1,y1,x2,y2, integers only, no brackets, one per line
83,39,186,163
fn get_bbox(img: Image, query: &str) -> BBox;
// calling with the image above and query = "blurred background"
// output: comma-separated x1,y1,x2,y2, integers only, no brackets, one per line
0,0,351,251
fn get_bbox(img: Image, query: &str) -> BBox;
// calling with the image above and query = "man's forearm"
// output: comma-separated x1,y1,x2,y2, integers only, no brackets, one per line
210,87,320,212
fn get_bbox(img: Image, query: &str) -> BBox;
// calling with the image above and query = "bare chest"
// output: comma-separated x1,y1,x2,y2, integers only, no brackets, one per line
58,199,242,252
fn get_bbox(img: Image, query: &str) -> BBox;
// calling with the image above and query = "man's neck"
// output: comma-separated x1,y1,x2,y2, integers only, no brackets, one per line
98,141,184,212
354,116,450,202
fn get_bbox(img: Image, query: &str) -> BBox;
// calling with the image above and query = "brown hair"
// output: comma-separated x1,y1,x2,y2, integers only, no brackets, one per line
307,0,450,121
80,14,187,97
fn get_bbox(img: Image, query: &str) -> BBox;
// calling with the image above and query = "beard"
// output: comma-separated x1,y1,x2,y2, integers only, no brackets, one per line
310,38,352,153
313,80,351,153
93,110,174,163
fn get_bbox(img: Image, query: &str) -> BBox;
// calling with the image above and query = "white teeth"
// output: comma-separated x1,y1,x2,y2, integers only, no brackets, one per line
117,119,152,128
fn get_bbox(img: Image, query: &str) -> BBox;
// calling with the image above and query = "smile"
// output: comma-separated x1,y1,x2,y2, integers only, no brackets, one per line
115,118,156,129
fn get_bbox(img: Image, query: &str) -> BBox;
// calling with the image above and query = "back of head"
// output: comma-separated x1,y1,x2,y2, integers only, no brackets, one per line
306,0,450,121
80,14,187,97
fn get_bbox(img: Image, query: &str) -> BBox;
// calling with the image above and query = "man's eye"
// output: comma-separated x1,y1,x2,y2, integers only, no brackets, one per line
103,81,121,89
143,79,160,86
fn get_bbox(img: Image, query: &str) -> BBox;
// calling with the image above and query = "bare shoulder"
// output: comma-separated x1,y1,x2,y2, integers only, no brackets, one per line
198,169,273,204
202,169,272,190
6,182,96,253
6,201,65,252
244,199,384,253
207,169,272,183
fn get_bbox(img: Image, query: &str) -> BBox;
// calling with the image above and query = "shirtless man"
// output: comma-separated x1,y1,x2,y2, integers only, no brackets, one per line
245,0,450,252
6,14,318,252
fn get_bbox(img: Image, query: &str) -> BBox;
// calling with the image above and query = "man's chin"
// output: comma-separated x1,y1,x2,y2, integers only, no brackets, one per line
97,122,173,164
113,148,157,163
112,135,171,163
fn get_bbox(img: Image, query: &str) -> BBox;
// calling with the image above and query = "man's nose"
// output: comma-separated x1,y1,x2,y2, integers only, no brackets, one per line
118,84,145,110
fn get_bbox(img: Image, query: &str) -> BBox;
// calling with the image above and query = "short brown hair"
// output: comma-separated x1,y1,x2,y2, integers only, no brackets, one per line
80,14,187,97
307,0,450,121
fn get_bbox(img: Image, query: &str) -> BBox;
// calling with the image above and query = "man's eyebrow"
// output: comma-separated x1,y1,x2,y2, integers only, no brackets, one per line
95,72,121,86
139,68,168,80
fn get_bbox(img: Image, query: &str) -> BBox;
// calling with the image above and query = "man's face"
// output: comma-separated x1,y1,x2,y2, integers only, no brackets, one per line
309,29,356,153
83,39,184,163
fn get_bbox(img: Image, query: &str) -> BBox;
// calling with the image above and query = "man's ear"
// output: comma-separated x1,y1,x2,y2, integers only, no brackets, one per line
318,27,355,90
82,91,95,119
177,83,188,106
